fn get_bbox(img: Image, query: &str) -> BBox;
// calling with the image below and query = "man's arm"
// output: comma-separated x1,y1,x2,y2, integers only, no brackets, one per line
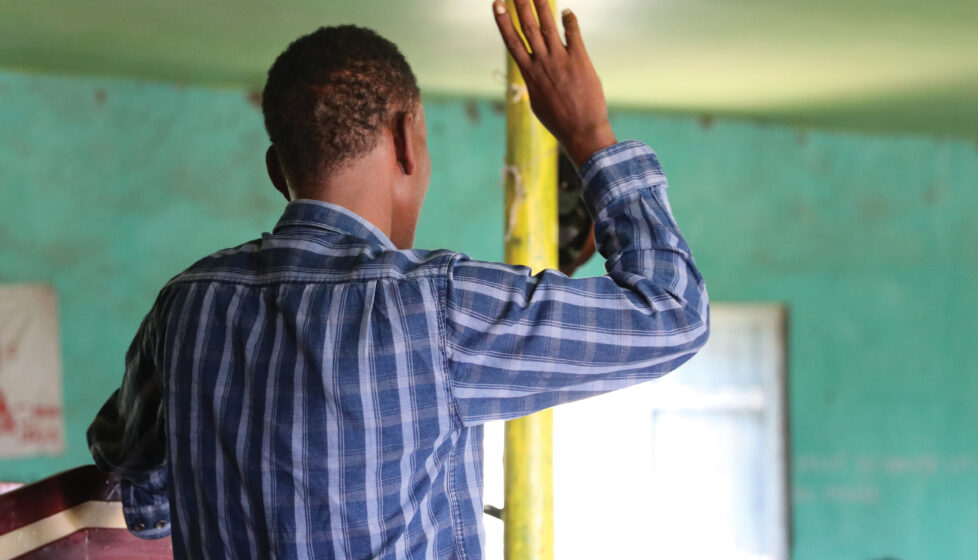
439,1,709,427
445,140,708,425
88,311,171,539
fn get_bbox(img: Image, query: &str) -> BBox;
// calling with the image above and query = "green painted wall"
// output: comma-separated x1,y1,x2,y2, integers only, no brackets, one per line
1,69,976,559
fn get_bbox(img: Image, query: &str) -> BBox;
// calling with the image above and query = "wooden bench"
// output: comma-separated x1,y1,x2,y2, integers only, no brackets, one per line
0,466,172,559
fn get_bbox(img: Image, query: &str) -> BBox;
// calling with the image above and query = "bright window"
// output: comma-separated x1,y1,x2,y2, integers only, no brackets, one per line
483,304,789,560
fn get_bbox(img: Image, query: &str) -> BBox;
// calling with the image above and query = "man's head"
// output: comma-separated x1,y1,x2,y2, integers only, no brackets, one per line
261,25,430,248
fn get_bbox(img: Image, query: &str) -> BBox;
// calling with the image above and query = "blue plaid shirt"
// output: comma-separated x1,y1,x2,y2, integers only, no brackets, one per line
88,140,709,559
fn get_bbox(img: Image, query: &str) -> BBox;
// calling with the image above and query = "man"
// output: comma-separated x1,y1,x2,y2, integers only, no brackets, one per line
88,1,709,558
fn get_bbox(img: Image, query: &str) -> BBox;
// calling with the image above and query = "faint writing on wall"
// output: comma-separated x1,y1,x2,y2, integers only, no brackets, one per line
792,452,978,506
0,284,65,457
796,452,977,476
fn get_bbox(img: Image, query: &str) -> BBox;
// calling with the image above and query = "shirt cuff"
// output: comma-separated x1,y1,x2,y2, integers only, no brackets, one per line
578,140,666,213
120,469,172,540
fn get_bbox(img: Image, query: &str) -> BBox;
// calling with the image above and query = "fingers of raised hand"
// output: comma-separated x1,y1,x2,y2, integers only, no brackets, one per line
493,1,532,67
512,0,548,56
561,8,584,52
531,0,564,53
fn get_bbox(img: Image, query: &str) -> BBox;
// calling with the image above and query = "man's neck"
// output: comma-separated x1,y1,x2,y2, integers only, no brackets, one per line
294,148,398,245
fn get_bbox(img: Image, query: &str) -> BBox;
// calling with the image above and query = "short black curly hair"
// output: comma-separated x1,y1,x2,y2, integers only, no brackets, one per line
262,25,420,186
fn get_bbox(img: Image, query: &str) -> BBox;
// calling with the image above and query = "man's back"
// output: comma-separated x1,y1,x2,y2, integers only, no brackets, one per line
89,142,708,559
157,201,468,558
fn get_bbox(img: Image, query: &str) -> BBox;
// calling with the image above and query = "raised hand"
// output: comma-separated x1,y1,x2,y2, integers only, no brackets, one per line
492,0,617,167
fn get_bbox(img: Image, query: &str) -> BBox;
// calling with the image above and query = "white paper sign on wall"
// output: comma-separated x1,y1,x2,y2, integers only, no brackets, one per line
0,284,66,458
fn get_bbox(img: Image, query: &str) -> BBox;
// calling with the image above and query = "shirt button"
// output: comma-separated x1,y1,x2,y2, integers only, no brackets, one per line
133,523,146,531
154,520,168,529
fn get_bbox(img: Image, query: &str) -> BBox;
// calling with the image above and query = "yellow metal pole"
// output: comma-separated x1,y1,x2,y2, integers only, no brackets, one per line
502,1,558,558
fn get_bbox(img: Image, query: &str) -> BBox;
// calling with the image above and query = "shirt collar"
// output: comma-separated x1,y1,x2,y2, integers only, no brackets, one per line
272,199,398,251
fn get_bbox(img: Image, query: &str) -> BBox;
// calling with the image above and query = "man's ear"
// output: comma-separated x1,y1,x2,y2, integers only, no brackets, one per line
265,145,291,202
393,111,417,176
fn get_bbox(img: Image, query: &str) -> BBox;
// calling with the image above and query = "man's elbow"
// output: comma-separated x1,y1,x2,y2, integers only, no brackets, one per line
679,287,710,358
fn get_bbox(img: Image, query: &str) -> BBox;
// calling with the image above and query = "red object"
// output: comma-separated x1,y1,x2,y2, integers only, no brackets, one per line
0,466,172,559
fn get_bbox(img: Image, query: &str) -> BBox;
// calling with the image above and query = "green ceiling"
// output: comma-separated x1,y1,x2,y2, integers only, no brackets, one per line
1,0,977,137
